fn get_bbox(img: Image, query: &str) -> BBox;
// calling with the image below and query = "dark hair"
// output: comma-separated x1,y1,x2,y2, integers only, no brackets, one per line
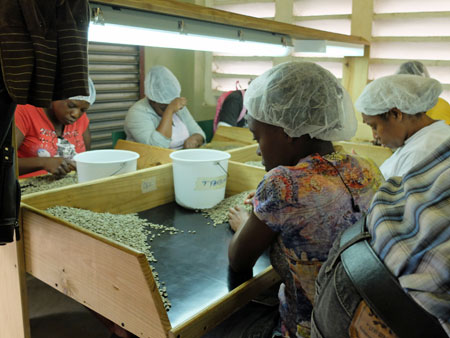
381,109,426,120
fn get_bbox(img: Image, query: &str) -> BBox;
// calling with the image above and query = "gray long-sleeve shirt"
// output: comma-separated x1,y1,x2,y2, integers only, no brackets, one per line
124,98,205,148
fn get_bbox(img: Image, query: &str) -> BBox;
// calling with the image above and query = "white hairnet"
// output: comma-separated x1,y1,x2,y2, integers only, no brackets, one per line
69,77,96,105
144,66,181,104
396,61,430,78
355,74,442,116
244,61,357,141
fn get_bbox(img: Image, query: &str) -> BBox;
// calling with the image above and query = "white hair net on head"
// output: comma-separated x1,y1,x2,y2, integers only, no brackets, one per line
396,61,430,78
244,61,357,141
69,77,96,105
144,66,181,104
355,74,442,116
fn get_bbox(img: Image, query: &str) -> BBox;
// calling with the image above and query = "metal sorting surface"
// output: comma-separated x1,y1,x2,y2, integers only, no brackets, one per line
138,202,270,327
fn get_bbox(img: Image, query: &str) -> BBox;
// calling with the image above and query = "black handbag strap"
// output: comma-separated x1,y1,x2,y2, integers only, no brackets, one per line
339,217,447,338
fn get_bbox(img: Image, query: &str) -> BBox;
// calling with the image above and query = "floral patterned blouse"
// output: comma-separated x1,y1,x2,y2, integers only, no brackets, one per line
253,152,383,337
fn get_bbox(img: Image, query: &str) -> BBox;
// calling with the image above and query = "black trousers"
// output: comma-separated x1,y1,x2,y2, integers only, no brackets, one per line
0,82,20,245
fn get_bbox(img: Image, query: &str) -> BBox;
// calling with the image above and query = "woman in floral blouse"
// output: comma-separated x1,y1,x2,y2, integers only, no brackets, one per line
228,61,384,338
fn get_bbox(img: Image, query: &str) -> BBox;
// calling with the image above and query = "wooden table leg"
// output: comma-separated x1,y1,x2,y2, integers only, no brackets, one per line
0,220,31,338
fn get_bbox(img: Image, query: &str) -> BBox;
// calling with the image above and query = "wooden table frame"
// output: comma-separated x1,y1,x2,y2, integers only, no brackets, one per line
3,161,279,338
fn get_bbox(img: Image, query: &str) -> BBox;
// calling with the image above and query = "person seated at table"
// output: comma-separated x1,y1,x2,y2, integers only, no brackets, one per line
214,88,247,132
227,61,383,338
355,74,450,179
15,77,96,177
124,65,205,149
311,137,450,338
396,60,450,124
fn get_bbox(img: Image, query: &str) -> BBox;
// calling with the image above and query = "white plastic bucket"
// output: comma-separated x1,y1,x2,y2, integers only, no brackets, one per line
73,149,140,183
169,149,231,209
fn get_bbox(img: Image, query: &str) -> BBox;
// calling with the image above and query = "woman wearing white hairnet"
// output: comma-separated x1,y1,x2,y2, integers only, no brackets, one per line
226,62,383,338
396,60,450,125
355,74,450,179
125,66,205,149
15,77,96,177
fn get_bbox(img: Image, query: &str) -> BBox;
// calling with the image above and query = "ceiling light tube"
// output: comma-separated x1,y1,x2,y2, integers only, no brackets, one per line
89,4,293,57
89,23,292,56
293,39,364,57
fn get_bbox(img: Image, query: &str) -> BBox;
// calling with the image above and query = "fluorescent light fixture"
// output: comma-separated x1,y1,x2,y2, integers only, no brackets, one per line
293,39,326,53
326,41,364,57
89,23,291,56
293,39,364,57
89,4,292,57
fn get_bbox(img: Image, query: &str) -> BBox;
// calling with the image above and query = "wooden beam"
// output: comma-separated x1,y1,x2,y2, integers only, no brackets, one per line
342,49,370,103
275,0,293,24
91,0,369,45
372,36,450,42
342,0,373,130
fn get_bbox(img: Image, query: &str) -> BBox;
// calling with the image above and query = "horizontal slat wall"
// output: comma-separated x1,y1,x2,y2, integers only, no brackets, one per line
87,43,141,149
209,1,276,94
208,0,450,106
370,0,450,102
208,0,348,98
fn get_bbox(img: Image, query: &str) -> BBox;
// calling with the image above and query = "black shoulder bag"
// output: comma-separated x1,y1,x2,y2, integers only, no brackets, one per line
338,217,447,338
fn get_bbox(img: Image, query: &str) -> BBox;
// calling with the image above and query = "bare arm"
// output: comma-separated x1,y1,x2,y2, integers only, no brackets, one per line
228,212,278,273
183,133,204,149
82,126,91,151
155,97,187,138
18,157,75,176
15,126,75,176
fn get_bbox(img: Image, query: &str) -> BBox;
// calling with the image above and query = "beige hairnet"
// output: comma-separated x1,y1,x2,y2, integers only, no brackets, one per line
144,66,181,104
244,61,357,141
396,61,430,78
69,77,96,105
355,74,442,116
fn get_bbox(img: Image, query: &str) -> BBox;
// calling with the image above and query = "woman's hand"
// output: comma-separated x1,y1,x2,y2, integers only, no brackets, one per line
166,97,187,114
183,133,204,149
153,97,187,138
243,191,255,205
228,206,251,232
43,157,76,177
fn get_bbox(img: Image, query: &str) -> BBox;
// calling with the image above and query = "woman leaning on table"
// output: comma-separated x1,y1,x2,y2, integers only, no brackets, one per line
125,65,205,149
226,61,383,338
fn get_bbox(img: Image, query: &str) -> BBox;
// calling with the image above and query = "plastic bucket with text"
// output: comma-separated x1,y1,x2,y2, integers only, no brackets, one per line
169,149,231,209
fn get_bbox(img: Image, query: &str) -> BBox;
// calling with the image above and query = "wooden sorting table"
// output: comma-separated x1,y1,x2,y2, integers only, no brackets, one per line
227,141,393,169
115,139,174,170
333,141,392,167
210,126,255,146
18,141,174,198
115,133,255,161
19,161,279,338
